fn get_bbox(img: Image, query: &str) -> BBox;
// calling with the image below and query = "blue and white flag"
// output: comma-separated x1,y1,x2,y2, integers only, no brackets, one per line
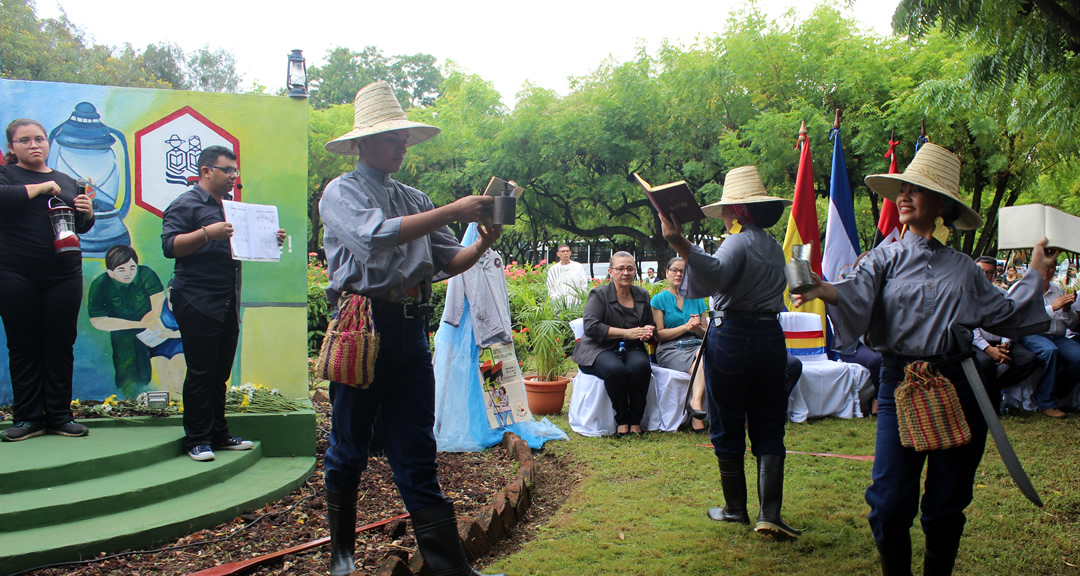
822,128,860,282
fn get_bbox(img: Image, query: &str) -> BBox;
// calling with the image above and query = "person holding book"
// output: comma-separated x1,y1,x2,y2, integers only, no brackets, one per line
650,257,707,431
0,118,94,442
790,143,1053,575
572,251,655,437
318,81,506,576
162,145,287,462
658,166,799,539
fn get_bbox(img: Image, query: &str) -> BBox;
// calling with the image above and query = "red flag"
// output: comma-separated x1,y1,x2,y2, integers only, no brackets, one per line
783,125,825,322
875,139,902,245
783,130,823,275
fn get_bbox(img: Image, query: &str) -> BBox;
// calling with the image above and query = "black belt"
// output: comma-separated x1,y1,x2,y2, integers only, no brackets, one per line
369,299,434,319
881,350,974,371
708,310,778,322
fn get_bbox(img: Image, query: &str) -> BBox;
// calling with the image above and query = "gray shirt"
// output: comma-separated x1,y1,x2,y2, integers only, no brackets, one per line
680,225,787,314
319,162,462,305
830,234,1049,357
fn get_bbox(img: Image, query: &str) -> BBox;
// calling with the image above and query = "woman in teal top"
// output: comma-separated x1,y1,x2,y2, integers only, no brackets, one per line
651,257,708,371
651,257,708,431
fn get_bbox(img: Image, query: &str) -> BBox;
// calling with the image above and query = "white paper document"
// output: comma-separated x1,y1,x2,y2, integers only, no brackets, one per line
998,204,1080,254
222,200,281,262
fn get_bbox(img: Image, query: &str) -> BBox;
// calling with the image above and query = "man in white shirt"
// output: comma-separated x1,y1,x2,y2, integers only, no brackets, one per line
1018,265,1080,419
971,257,1038,414
546,244,588,307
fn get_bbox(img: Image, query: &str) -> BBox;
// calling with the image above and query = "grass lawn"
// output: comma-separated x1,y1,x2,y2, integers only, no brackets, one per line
491,401,1080,575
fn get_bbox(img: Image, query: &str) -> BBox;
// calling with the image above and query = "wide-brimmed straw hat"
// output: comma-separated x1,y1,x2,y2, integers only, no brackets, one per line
864,142,982,230
702,166,791,218
325,81,440,155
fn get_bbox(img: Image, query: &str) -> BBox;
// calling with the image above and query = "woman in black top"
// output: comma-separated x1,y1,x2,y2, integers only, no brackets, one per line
571,251,655,436
0,118,94,442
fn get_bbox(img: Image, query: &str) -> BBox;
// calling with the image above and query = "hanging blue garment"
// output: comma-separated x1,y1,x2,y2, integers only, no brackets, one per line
433,224,568,452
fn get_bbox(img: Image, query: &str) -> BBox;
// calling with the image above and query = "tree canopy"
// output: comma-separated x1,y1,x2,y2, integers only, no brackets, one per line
0,0,241,91
306,46,443,109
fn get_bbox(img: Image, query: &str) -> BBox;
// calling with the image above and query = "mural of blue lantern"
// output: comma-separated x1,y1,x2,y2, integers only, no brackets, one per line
47,102,132,258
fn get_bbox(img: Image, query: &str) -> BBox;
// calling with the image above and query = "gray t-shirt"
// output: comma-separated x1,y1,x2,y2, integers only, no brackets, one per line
830,234,1049,357
319,162,462,304
681,225,787,314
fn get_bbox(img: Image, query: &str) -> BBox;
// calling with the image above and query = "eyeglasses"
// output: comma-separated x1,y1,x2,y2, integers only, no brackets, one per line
12,136,47,146
667,268,685,274
611,266,636,274
208,165,240,177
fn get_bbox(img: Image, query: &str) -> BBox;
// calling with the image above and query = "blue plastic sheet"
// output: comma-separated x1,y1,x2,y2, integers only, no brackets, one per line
432,224,568,452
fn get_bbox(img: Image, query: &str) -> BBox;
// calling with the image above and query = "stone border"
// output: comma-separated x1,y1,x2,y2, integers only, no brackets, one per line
362,431,536,576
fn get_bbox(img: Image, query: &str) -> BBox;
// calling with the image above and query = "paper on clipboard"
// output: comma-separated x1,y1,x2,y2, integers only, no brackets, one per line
222,200,281,262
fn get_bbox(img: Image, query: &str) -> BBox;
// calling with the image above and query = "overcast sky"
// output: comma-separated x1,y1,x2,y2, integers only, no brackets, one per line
36,0,900,105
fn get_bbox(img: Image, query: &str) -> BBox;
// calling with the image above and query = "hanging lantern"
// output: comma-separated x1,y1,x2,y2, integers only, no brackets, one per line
287,50,308,98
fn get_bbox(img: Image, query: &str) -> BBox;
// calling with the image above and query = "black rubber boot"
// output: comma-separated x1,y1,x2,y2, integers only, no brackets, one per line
707,459,750,524
327,489,358,576
923,545,958,576
875,538,913,576
411,501,508,576
753,455,802,539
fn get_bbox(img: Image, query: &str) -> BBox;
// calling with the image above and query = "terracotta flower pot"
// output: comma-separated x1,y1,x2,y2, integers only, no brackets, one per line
523,375,571,415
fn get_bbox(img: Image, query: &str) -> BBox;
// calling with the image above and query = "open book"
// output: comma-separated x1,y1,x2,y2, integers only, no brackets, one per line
998,204,1080,253
633,173,706,222
483,177,523,198
221,200,281,262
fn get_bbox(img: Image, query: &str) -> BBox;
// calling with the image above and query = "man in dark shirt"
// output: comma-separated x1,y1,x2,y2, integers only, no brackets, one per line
161,145,286,461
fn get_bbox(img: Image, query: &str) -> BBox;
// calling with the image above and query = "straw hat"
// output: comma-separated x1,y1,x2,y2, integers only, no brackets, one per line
325,81,440,155
702,166,792,218
864,142,982,230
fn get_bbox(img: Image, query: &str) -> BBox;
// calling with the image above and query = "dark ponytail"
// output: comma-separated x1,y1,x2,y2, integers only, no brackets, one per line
5,118,48,166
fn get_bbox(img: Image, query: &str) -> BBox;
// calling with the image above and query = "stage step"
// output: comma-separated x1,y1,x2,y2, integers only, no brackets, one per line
0,411,315,575
0,425,183,494
0,456,313,574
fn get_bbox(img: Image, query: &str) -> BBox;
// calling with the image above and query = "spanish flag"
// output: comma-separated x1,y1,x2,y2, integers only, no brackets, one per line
782,123,827,329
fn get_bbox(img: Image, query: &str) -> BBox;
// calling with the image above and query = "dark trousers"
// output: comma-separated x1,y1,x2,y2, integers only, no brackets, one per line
172,291,239,449
579,348,651,427
866,360,989,565
0,264,81,427
837,344,883,415
973,341,1037,414
1020,334,1080,409
704,318,788,460
323,313,447,511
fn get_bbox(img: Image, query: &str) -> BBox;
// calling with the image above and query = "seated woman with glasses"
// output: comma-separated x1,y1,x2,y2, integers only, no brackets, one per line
571,251,656,437
650,257,708,431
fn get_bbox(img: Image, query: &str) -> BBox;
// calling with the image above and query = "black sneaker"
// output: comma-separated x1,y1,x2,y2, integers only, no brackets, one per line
1,421,44,442
47,421,89,437
213,436,254,451
189,445,216,461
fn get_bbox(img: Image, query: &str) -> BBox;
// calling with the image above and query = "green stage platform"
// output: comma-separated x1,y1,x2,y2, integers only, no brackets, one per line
0,409,315,575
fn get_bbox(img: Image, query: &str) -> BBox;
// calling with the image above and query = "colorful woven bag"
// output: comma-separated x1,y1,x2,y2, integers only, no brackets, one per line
314,294,380,388
895,361,972,451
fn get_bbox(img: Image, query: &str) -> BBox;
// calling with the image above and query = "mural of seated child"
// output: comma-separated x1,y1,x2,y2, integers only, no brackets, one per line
88,244,185,399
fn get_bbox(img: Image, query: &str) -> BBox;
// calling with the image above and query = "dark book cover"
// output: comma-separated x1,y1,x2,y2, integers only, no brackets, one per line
633,173,706,222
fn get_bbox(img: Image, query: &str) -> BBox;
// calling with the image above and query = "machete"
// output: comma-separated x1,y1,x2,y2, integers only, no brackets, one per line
958,356,1044,507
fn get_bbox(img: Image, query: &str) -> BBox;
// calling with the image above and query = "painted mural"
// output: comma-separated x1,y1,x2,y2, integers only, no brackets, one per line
0,79,309,403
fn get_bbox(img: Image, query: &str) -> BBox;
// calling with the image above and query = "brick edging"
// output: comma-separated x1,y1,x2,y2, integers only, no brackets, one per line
367,431,536,576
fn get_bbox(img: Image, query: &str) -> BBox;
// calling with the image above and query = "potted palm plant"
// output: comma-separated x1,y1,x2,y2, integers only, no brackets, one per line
507,267,580,414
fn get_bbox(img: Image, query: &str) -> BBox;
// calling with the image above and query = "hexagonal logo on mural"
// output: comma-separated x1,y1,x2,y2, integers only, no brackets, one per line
134,106,240,217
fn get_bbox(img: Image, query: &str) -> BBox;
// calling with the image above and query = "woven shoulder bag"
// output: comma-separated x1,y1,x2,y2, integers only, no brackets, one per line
895,361,971,451
314,294,380,388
